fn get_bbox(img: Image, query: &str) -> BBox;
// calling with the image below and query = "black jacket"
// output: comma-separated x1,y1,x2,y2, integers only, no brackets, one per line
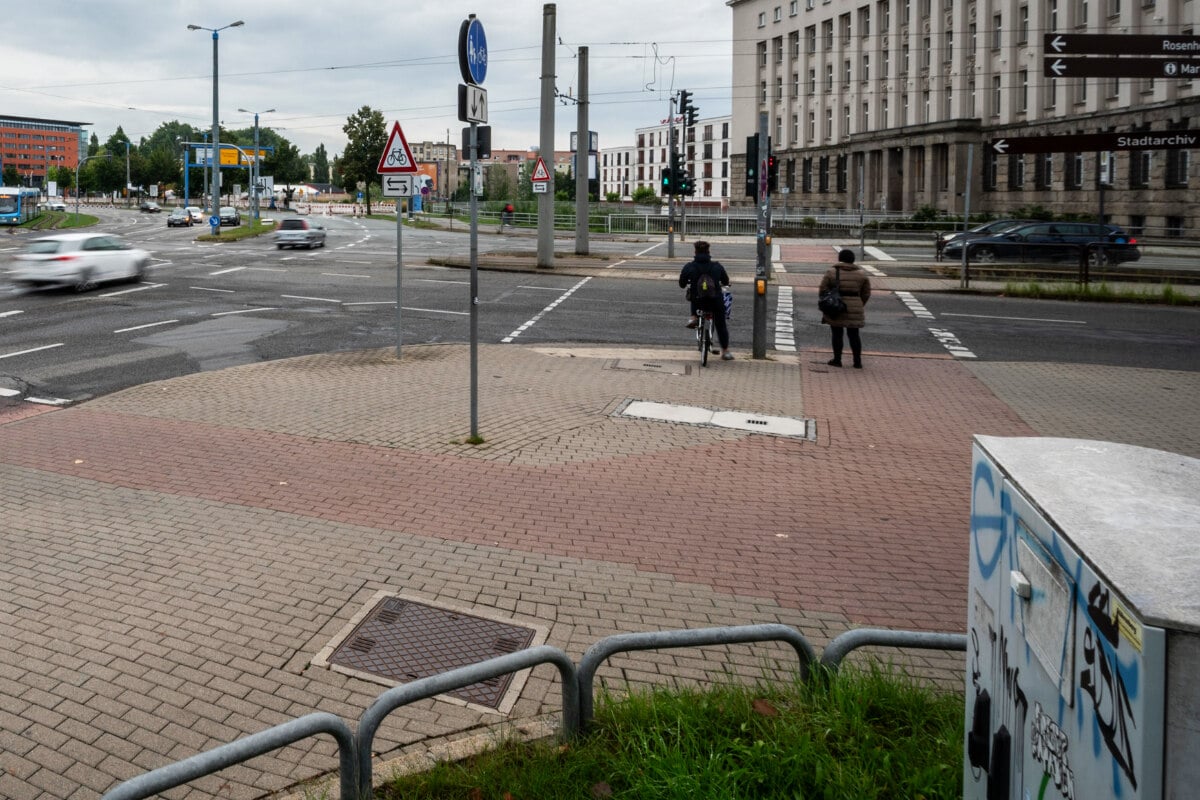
678,254,730,308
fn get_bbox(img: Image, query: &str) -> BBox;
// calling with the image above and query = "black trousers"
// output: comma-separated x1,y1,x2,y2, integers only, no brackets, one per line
830,326,861,363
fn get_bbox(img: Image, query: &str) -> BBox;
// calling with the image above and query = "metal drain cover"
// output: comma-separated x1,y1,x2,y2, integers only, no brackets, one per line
315,593,544,712
606,359,691,376
619,400,813,439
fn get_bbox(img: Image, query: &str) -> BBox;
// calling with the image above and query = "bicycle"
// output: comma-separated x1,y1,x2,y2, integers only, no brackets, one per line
695,307,719,366
384,149,408,167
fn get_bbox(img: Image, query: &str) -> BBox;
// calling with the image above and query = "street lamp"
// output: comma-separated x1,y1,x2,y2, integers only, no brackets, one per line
237,107,274,220
124,141,130,208
188,19,244,233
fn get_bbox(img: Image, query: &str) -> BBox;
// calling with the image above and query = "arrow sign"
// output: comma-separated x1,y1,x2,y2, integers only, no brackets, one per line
458,83,488,124
376,121,419,174
1043,32,1200,56
1043,57,1199,78
382,175,413,197
992,130,1200,154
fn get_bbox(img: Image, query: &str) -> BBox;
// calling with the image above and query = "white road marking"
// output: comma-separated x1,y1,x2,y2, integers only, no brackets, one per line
0,387,19,397
97,283,164,297
941,312,1086,325
636,242,663,256
774,285,796,352
248,267,286,272
403,306,468,316
26,396,70,406
114,319,178,333
502,276,592,343
0,310,23,318
0,343,64,360
209,266,245,275
417,278,469,285
893,290,936,320
212,307,278,316
191,286,235,293
321,273,371,278
607,259,627,269
928,327,978,359
864,246,895,262
517,285,570,292
281,294,341,303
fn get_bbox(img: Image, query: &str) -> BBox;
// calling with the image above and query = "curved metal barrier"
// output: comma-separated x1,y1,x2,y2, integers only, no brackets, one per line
100,712,356,800
355,644,578,799
576,623,818,734
100,625,967,799
819,627,967,672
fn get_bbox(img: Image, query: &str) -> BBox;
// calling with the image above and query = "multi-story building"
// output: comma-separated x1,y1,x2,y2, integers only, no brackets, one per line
0,115,89,190
600,146,636,198
730,0,1198,235
633,114,734,202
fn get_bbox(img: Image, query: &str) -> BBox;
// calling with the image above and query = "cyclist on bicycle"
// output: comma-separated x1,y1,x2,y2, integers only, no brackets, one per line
678,240,733,361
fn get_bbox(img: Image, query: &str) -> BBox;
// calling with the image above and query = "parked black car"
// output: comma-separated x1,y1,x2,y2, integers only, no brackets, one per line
935,219,1035,259
138,201,162,213
940,222,1140,266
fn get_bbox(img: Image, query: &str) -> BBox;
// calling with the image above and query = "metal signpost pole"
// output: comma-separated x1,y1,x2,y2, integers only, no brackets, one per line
469,122,479,439
667,95,676,260
574,46,588,255
961,144,973,289
396,185,404,359
537,4,555,268
752,112,769,360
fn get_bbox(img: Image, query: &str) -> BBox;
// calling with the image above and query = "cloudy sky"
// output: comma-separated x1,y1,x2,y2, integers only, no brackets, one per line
5,1,735,158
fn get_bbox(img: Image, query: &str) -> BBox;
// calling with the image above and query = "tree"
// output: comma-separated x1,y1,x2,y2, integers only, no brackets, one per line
341,106,386,213
2,165,18,186
631,185,659,204
87,133,100,157
484,165,513,202
312,144,330,185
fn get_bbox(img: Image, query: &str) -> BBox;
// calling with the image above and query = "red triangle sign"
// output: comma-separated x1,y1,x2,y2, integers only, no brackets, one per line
531,157,551,182
377,122,419,174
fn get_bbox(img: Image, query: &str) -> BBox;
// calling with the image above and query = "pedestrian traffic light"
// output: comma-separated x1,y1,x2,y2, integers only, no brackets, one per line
679,89,698,128
670,150,683,174
661,167,674,195
767,154,779,193
745,135,759,201
679,171,694,196
685,104,699,128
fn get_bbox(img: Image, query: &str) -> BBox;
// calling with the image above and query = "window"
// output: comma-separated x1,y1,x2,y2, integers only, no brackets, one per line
1166,216,1184,237
790,0,799,14
1107,0,1119,16
881,0,890,30
776,76,784,100
837,154,848,192
808,67,816,94
944,85,953,117
992,75,1002,115
761,81,768,103
808,110,816,139
1019,70,1028,112
1166,149,1190,187
862,101,871,129
792,113,800,141
882,50,890,78
806,26,816,53
802,157,813,192
922,36,931,68
789,31,800,59
1075,77,1087,104
882,97,889,126
826,63,834,91
1045,78,1057,109
844,104,850,133
1018,6,1029,43
862,54,870,81
758,11,767,27
1130,150,1151,188
1106,77,1119,98
819,155,830,191
758,41,768,66
903,0,911,23
859,6,870,35
1068,151,1084,188
1077,0,1088,24
902,43,910,74
840,13,851,44
1008,154,1025,188
774,6,783,22
992,14,1002,49
944,30,953,63
844,59,851,84
792,72,800,97
775,36,784,63
1048,0,1058,31
1034,153,1053,188
824,20,834,49
825,107,833,139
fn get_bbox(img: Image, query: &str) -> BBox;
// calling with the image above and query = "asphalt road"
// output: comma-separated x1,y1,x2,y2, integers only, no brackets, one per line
2,208,1197,406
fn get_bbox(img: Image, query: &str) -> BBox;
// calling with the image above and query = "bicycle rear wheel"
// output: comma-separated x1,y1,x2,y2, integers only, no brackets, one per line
700,318,711,366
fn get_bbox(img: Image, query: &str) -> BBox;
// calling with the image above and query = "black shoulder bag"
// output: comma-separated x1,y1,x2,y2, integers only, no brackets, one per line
818,265,848,318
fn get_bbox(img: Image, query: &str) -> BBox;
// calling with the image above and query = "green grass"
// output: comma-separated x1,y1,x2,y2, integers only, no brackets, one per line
195,218,276,242
1002,280,1199,305
378,665,964,800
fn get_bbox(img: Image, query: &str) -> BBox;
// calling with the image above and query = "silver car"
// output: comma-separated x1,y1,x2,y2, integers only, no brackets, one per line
9,232,150,291
274,218,327,249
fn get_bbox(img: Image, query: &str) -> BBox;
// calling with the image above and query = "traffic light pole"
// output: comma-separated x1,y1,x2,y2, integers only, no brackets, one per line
666,94,676,260
753,113,770,360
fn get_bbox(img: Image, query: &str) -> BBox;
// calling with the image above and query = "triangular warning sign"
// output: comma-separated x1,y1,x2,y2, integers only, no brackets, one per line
531,157,551,182
377,122,419,174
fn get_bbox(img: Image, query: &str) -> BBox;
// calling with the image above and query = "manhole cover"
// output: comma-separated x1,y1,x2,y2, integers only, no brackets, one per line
318,594,541,711
606,359,691,376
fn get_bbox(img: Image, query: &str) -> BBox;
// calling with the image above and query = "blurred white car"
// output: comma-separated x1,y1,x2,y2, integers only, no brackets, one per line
9,232,150,291
274,218,326,249
46,197,67,212
185,206,204,224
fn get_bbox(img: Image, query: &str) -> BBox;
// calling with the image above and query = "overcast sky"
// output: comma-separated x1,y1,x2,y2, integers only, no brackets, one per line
5,1,734,158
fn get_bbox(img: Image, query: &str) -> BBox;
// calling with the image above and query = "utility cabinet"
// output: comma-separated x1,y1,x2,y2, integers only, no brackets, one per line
966,436,1200,800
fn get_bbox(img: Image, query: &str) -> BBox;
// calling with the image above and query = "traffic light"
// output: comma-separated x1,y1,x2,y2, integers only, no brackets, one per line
679,171,694,196
679,89,699,128
745,135,758,201
661,167,674,195
767,154,779,193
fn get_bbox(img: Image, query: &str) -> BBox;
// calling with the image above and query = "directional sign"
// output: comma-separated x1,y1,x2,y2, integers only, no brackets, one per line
376,122,419,174
532,181,549,194
1044,57,1200,79
458,83,488,124
991,130,1200,155
382,175,413,197
530,157,551,183
1045,33,1200,57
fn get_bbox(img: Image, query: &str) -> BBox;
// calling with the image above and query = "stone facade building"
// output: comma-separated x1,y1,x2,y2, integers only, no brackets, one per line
729,0,1198,235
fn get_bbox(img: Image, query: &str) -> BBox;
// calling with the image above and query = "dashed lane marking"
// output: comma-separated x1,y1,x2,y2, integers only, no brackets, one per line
893,290,978,358
502,276,592,343
114,320,178,334
209,266,245,275
894,291,935,320
0,343,64,360
775,286,796,352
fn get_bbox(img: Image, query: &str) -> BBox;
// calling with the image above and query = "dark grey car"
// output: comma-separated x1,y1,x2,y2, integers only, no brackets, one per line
941,222,1140,266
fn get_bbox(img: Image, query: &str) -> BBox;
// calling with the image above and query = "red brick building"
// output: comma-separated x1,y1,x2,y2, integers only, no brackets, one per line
0,115,89,191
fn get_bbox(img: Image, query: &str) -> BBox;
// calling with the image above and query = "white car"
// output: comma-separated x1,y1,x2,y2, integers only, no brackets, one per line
46,198,67,212
9,232,150,291
274,218,327,249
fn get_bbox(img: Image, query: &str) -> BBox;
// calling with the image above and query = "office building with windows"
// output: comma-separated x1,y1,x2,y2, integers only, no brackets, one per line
629,115,734,202
0,115,89,190
729,0,1198,235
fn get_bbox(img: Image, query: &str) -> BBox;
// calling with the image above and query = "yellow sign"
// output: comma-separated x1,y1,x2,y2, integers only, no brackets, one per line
218,147,269,166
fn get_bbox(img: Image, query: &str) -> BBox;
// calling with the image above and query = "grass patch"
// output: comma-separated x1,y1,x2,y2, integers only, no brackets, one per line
195,218,277,243
379,665,964,800
1003,280,1199,305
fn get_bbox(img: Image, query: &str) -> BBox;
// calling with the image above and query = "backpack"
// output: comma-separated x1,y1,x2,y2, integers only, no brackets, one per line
693,265,721,303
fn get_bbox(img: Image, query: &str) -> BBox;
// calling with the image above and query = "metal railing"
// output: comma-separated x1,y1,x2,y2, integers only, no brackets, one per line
100,625,964,800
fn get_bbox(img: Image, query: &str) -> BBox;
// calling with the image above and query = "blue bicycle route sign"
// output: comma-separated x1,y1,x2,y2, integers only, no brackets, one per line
458,16,487,86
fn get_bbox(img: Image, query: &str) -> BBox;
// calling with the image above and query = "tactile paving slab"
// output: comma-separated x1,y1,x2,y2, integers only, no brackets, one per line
323,595,538,710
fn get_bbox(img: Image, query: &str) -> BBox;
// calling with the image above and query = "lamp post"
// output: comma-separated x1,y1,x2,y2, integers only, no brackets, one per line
188,19,243,233
124,141,131,208
237,107,274,221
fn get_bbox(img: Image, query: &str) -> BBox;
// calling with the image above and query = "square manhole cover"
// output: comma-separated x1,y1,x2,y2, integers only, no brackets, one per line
314,592,545,713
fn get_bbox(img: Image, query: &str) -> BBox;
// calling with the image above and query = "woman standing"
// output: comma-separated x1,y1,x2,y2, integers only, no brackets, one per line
819,249,871,368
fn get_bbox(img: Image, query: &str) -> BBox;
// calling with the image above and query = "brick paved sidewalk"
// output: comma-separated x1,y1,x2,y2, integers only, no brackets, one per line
0,339,1181,799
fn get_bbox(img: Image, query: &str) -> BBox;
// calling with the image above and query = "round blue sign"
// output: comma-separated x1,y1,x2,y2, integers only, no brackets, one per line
458,17,488,85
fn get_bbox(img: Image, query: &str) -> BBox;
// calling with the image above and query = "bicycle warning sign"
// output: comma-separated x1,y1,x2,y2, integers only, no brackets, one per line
377,122,419,174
